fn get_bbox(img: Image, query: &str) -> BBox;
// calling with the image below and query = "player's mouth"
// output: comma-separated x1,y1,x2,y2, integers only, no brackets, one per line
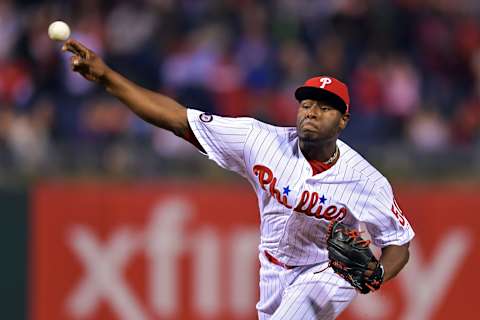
301,120,319,131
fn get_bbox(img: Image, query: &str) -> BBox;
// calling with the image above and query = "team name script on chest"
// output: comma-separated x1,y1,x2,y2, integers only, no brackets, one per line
253,164,347,221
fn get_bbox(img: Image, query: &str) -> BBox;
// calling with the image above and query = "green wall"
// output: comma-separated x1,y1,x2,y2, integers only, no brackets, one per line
0,189,28,320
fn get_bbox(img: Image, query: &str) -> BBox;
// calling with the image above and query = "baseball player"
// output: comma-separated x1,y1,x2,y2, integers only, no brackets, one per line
63,39,414,319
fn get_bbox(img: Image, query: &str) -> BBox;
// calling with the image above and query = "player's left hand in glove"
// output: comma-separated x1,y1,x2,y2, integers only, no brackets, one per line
326,220,384,294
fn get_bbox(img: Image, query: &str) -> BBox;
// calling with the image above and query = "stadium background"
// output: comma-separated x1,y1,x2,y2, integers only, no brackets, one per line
1,0,479,319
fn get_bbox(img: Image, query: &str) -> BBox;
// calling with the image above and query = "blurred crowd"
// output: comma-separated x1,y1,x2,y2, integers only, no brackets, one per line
1,0,480,178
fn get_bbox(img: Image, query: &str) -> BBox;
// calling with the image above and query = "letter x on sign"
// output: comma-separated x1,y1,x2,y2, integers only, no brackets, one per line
66,226,147,320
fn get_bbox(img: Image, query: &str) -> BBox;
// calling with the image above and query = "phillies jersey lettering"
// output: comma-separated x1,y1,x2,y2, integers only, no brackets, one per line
187,108,415,267
253,164,347,221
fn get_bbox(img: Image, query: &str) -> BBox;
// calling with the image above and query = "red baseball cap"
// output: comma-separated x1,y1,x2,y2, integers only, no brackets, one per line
294,76,350,113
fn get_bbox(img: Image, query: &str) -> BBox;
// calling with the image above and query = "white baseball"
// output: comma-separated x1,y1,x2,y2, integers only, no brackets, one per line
48,21,71,41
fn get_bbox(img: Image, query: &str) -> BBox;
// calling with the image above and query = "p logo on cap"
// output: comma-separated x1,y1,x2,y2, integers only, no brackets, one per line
294,76,350,114
319,77,333,88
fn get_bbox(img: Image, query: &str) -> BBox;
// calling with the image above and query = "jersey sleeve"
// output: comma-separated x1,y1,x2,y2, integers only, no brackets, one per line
187,108,254,176
362,181,415,247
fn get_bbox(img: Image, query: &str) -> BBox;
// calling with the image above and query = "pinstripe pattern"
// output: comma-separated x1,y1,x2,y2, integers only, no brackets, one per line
257,253,356,319
187,109,415,319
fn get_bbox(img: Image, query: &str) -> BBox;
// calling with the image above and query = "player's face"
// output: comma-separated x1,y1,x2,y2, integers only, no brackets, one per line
296,99,349,143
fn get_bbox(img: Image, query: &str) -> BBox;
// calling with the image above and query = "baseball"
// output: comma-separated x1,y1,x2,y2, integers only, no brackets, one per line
48,21,71,41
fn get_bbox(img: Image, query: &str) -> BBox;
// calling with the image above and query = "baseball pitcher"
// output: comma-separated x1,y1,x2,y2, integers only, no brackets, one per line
63,39,414,320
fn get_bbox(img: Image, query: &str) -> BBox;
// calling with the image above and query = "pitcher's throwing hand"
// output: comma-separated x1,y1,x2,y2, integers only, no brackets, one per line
62,39,109,83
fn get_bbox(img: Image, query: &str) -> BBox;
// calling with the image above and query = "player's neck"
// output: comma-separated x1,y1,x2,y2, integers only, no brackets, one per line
299,139,338,163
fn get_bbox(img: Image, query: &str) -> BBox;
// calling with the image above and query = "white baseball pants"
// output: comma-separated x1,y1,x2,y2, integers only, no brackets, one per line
257,252,356,320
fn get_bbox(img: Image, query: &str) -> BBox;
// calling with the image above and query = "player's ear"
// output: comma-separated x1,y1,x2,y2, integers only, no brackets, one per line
339,112,350,131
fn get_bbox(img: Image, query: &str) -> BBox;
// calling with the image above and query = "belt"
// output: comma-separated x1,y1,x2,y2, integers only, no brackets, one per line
264,251,296,269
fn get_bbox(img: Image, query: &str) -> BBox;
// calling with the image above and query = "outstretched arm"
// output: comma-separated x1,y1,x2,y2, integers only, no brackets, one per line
62,39,196,142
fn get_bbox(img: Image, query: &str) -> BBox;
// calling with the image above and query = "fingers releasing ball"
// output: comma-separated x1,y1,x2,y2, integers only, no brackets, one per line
48,21,71,41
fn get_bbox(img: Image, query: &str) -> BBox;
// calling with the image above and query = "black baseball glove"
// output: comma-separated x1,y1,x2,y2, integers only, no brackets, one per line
326,221,384,294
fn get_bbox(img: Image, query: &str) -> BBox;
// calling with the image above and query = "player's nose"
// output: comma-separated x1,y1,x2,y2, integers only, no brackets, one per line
305,107,318,119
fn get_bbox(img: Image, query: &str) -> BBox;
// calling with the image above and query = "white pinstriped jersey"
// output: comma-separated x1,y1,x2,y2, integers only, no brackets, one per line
187,108,415,267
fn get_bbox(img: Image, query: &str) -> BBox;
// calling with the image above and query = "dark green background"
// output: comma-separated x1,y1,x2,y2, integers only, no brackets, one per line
0,189,28,319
